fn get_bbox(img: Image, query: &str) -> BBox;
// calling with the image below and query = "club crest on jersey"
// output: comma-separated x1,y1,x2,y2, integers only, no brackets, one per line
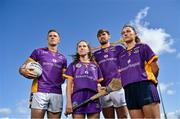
52,59,57,63
134,49,139,54
127,59,131,64
58,55,63,59
104,54,108,58
76,63,82,68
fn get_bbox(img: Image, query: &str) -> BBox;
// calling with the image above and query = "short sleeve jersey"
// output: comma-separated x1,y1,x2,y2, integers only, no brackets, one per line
64,61,103,93
30,48,67,94
93,45,124,86
118,43,158,87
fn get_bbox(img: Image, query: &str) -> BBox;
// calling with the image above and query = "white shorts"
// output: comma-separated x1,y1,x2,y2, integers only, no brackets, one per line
31,92,63,112
100,88,126,108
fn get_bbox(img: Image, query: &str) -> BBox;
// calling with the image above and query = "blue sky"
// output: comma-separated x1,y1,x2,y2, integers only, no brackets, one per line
0,0,180,118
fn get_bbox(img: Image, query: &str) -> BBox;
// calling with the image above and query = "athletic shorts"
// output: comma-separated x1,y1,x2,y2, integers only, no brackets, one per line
100,88,127,108
31,92,63,112
72,90,101,114
124,81,160,109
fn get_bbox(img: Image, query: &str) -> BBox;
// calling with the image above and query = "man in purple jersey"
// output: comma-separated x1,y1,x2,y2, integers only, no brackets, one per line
93,29,129,118
19,29,67,118
64,40,103,119
118,25,160,118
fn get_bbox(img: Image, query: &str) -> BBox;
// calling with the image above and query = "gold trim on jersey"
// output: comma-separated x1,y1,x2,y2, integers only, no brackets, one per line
147,55,158,64
145,55,158,84
63,74,73,80
28,57,36,62
31,79,38,92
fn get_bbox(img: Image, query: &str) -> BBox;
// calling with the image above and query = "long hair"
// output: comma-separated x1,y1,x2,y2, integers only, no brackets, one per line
72,40,95,64
122,24,141,43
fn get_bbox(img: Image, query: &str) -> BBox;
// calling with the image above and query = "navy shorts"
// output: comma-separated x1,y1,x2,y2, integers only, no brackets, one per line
124,81,160,109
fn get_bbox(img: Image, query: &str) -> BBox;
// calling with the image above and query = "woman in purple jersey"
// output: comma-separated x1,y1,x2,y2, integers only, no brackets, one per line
118,25,160,118
64,40,103,119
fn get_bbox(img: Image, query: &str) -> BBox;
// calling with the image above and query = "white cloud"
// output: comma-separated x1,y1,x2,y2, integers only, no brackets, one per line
0,117,10,119
0,108,12,115
159,83,175,95
16,99,29,114
16,107,28,114
161,108,180,119
130,7,176,55
167,90,175,95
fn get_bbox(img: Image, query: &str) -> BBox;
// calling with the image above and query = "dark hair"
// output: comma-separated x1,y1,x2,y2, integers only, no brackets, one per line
72,40,95,63
97,29,110,38
122,25,141,43
48,29,60,38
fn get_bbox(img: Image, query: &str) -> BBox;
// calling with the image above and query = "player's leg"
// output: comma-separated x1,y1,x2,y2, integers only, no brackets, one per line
142,81,160,118
47,93,63,118
143,102,160,118
100,93,115,118
115,106,129,118
31,108,46,118
102,107,115,118
73,114,85,119
129,109,144,118
47,111,61,119
87,112,100,119
111,89,129,118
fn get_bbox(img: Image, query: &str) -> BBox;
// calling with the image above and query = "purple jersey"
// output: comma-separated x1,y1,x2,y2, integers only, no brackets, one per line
30,48,67,94
93,45,124,86
118,43,158,87
64,61,103,93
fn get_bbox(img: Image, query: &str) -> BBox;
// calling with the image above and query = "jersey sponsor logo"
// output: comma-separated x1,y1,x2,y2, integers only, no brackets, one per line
42,51,48,54
75,75,94,80
98,57,117,64
42,62,62,68
119,62,140,72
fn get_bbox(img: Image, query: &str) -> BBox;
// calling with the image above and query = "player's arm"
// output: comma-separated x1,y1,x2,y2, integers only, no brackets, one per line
151,60,159,78
66,77,73,114
62,68,67,80
19,58,38,79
